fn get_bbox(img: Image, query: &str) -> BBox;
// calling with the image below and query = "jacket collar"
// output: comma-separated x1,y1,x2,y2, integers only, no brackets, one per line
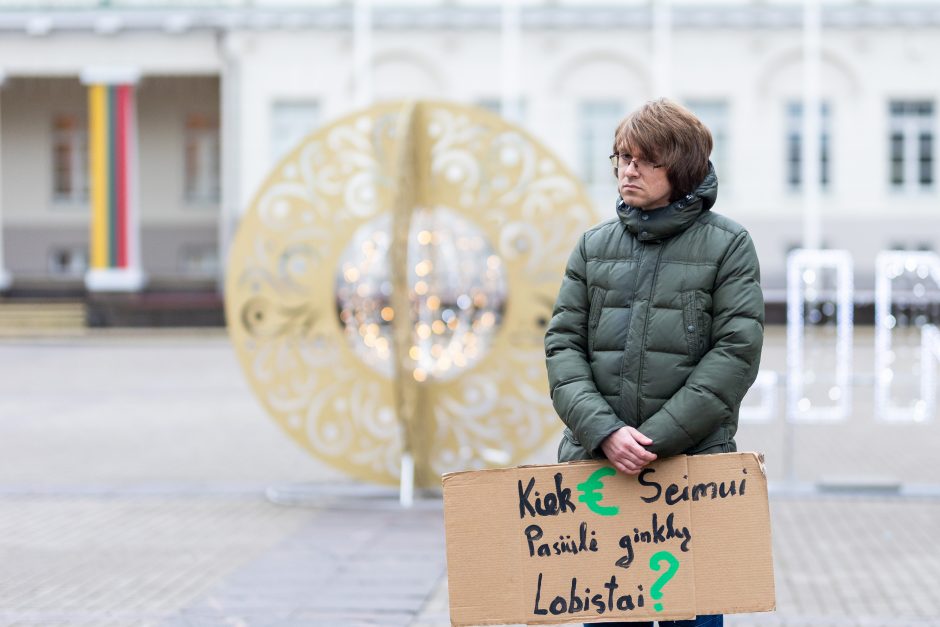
617,162,718,242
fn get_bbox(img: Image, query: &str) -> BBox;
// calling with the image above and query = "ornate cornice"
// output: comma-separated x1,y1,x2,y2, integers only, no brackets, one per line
0,3,939,35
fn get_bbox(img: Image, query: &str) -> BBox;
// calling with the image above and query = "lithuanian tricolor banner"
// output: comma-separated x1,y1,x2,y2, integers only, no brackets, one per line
88,83,136,271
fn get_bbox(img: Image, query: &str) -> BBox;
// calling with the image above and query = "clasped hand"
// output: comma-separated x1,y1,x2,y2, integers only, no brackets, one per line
600,426,656,475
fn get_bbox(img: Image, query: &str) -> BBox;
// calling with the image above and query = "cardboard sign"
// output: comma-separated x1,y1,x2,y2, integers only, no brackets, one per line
442,452,775,625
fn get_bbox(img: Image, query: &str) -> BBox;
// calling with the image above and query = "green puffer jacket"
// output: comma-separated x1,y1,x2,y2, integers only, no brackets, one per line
545,166,763,462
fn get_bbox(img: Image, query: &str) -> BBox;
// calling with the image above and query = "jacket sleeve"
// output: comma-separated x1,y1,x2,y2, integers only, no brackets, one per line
544,234,625,456
638,230,764,457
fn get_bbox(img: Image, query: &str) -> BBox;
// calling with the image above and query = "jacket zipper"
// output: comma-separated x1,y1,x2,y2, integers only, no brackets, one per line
636,244,666,423
696,293,705,356
589,288,604,329
588,287,605,348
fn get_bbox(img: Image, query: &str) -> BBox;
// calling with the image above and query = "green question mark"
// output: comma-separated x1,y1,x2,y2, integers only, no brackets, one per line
649,550,680,612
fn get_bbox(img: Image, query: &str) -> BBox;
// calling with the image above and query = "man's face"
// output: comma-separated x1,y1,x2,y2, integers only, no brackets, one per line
616,149,673,211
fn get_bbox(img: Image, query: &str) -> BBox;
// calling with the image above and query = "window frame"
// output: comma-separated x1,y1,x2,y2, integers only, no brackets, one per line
784,100,832,193
888,100,935,194
578,100,627,212
684,99,730,191
269,100,320,166
50,113,89,208
183,112,221,206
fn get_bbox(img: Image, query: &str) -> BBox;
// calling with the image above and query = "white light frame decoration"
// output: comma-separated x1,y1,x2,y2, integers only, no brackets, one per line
786,249,854,422
874,251,940,422
922,325,940,421
739,370,778,423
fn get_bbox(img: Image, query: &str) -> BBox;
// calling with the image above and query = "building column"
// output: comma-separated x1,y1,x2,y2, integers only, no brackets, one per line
80,67,146,292
652,0,673,98
0,69,11,291
353,0,373,108
801,0,823,251
218,34,243,294
500,1,522,124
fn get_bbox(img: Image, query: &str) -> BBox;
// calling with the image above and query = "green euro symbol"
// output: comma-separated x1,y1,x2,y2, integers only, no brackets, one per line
577,467,619,516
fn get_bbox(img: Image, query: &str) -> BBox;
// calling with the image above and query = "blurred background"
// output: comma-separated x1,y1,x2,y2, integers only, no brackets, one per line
0,0,939,626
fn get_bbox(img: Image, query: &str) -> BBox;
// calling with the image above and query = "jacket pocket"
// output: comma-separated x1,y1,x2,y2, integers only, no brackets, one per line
558,428,593,462
587,287,606,353
682,290,705,361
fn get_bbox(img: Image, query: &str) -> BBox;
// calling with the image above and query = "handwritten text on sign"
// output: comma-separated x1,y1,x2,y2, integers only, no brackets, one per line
517,459,749,619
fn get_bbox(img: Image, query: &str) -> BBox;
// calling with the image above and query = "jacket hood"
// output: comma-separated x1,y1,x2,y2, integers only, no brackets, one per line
617,162,718,242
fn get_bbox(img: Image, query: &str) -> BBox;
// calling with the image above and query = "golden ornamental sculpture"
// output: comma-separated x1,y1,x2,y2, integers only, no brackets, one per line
225,100,596,487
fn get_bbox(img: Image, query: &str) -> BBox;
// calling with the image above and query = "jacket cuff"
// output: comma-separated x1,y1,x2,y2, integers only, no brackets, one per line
637,409,695,457
582,421,626,458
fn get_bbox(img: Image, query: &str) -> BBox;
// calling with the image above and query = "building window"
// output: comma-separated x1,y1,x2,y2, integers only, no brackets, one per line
580,101,625,211
270,101,319,165
47,246,88,277
178,244,219,277
889,100,934,191
52,114,89,204
786,102,830,190
686,100,729,187
184,113,221,204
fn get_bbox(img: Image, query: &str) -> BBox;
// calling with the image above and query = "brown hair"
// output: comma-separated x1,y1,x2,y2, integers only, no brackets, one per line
612,98,713,201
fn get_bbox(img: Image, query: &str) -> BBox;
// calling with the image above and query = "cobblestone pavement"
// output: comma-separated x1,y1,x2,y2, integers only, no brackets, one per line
1,330,939,626
0,497,311,626
414,495,940,627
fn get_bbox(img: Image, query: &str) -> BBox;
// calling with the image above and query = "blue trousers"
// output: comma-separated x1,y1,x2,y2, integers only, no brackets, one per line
585,615,722,627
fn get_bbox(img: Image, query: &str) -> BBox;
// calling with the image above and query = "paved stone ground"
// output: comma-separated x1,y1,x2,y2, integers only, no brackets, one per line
1,329,939,626
0,497,312,626
414,497,940,627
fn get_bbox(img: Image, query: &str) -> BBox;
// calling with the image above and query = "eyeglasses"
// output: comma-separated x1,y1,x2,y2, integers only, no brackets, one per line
608,153,663,173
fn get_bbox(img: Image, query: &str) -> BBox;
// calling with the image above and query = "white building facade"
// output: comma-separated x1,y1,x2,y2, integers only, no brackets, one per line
0,1,938,296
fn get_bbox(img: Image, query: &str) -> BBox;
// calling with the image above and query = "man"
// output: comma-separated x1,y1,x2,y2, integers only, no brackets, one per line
544,99,764,627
